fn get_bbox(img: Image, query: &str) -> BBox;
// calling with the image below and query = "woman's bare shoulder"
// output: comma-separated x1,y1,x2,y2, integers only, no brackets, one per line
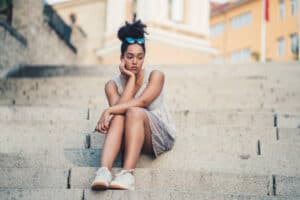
105,79,118,93
149,69,165,81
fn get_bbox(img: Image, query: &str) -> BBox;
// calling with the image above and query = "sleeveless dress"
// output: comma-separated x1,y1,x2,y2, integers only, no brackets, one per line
112,67,176,158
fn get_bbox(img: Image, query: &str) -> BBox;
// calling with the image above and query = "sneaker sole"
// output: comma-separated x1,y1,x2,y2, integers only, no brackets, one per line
109,184,128,190
109,184,134,190
91,181,108,191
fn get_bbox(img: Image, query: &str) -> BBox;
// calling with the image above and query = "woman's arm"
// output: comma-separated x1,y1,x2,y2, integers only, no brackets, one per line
107,70,164,115
98,77,135,132
97,63,136,133
114,75,136,104
98,70,164,132
104,77,135,106
104,60,136,106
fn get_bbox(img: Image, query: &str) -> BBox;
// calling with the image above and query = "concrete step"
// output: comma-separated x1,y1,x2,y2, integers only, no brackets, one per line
0,168,69,189
0,119,96,135
0,106,277,127
5,69,291,81
2,77,300,102
260,141,300,166
2,94,300,111
276,175,300,196
91,126,274,152
1,100,299,113
63,148,123,168
84,189,299,200
0,189,83,200
0,148,122,168
1,167,299,197
3,62,300,75
3,83,300,97
1,189,299,200
71,167,272,196
2,81,299,98
134,127,300,176
277,128,300,144
136,150,300,176
0,106,89,121
277,114,300,128
90,110,275,128
0,131,87,153
2,125,298,173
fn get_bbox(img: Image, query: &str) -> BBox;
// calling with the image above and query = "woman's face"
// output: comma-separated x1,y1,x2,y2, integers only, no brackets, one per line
122,44,145,74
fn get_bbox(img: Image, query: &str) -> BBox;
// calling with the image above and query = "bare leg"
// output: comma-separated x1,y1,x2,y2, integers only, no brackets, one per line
123,107,154,170
100,115,125,170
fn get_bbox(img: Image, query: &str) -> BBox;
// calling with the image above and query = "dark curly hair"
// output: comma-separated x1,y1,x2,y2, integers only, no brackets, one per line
117,16,148,57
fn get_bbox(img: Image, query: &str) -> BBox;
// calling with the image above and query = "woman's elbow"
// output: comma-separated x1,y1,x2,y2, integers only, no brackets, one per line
138,98,149,108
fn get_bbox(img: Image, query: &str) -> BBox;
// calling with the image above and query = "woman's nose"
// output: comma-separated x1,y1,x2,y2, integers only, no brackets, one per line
133,57,137,64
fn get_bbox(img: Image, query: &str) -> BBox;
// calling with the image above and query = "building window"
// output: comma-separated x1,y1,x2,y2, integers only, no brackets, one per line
279,0,285,19
230,48,251,63
0,0,13,24
212,57,225,64
168,0,184,23
278,37,285,56
230,12,252,30
290,33,298,54
291,0,298,16
210,22,225,36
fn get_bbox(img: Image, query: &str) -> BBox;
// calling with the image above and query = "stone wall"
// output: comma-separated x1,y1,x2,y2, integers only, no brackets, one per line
0,0,86,77
0,25,27,77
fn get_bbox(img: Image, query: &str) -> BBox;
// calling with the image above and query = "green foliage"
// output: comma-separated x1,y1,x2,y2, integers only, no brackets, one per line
0,0,12,11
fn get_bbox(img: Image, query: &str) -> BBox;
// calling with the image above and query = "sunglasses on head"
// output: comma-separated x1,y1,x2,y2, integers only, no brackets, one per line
124,37,145,44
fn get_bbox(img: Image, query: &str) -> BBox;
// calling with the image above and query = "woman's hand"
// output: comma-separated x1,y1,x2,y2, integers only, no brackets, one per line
96,108,112,134
119,59,135,78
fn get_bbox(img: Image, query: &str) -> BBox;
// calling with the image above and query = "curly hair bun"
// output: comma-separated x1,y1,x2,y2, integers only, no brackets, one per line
117,19,148,42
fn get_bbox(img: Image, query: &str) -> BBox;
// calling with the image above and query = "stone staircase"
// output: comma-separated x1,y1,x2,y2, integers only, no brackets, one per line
0,62,300,199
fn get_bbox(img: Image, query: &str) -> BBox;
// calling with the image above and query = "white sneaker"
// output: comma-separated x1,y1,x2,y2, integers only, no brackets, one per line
109,169,135,190
91,167,112,190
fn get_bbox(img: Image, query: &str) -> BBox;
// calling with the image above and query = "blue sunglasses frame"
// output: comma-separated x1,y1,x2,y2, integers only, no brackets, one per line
125,37,145,44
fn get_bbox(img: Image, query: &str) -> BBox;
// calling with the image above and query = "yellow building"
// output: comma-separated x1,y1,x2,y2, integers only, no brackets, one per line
210,0,299,64
52,0,107,64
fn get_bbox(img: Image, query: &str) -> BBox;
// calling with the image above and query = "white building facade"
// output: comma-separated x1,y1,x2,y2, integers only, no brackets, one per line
97,0,216,65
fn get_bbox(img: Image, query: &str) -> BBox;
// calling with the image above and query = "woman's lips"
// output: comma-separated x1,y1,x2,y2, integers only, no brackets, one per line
129,67,137,70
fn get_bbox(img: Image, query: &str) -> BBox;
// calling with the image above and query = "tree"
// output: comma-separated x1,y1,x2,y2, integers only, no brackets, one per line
0,0,13,23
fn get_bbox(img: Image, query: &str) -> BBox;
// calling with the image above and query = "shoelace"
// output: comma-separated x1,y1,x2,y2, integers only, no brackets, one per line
96,167,110,176
115,169,135,177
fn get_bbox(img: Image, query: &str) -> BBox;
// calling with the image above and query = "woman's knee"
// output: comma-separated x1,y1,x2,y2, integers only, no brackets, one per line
125,107,145,121
111,114,125,122
106,114,125,133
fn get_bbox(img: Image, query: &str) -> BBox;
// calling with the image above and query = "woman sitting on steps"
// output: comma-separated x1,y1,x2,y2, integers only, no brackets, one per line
91,18,177,191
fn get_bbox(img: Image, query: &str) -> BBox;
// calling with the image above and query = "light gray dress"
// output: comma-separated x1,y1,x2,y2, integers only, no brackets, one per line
112,67,176,158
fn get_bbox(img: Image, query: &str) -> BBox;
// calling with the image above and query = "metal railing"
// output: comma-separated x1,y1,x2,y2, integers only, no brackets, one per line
43,4,77,53
0,20,27,46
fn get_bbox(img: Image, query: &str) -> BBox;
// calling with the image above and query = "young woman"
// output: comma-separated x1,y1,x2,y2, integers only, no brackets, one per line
91,19,176,191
